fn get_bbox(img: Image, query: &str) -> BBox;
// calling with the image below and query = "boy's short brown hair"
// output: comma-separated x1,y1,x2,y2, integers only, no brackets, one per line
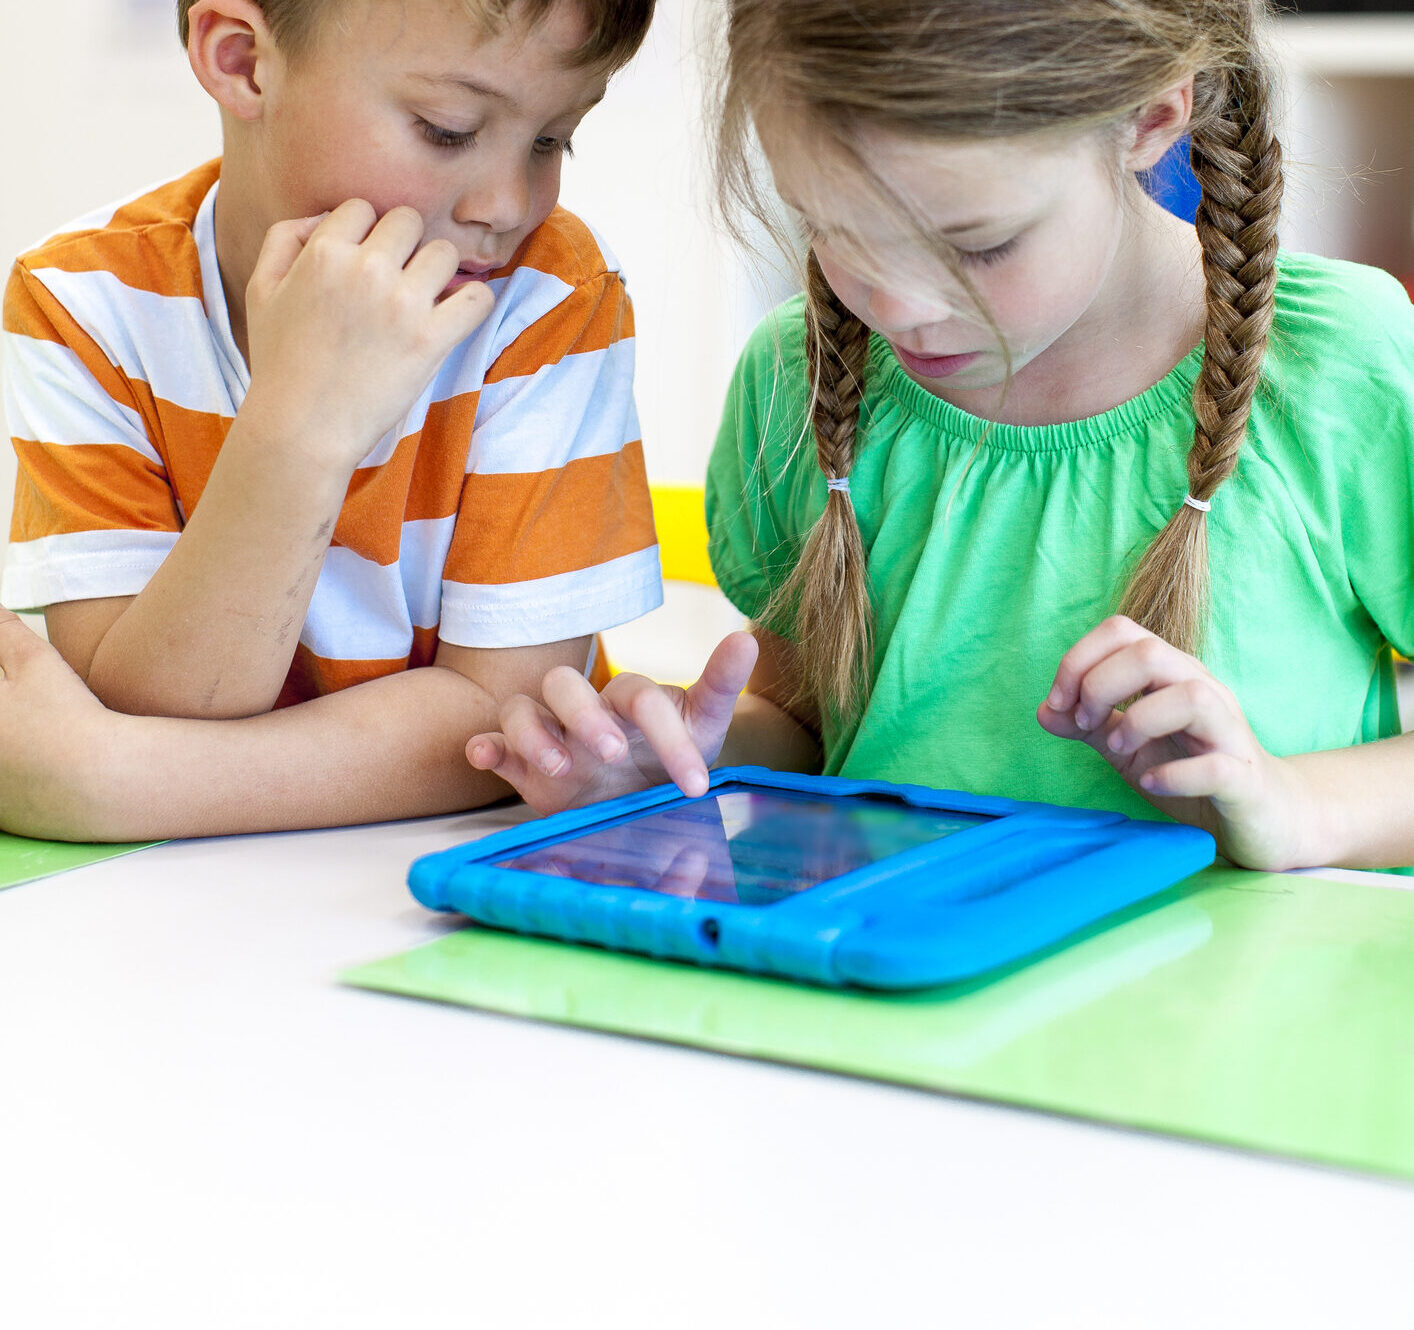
177,0,653,71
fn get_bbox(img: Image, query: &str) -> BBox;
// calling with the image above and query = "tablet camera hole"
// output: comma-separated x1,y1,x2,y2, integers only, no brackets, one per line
699,918,721,947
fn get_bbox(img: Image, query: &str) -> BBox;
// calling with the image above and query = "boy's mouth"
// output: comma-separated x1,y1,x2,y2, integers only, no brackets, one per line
442,265,497,295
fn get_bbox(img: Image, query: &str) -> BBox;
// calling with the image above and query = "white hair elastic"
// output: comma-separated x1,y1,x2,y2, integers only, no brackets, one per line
826,476,851,494
1182,493,1212,513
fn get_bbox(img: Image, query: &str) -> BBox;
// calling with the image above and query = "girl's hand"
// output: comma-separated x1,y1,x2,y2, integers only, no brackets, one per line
467,631,760,815
1037,616,1320,870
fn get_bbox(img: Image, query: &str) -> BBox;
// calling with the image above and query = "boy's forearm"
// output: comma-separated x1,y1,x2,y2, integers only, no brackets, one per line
84,411,356,718
43,664,513,842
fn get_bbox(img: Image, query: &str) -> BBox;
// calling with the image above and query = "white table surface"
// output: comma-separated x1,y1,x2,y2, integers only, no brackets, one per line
1,811,1411,1330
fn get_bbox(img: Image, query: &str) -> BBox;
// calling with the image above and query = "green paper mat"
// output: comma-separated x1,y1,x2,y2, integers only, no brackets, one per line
0,831,158,890
344,867,1414,1181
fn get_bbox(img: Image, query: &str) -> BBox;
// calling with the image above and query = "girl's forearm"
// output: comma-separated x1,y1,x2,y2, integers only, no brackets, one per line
1288,732,1414,870
716,691,823,774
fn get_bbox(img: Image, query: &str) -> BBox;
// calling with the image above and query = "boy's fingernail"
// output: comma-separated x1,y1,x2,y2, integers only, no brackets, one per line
1047,687,1063,709
596,735,623,762
540,749,567,776
1074,708,1093,731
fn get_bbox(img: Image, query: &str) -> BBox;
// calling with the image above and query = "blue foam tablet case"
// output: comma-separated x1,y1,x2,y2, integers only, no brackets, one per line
409,766,1216,990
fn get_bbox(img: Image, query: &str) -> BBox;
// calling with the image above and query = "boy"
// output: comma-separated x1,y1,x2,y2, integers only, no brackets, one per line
0,0,659,839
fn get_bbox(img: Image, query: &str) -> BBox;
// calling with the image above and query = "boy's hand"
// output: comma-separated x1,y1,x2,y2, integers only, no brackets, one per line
467,631,760,814
0,611,120,841
241,200,494,474
1037,615,1321,870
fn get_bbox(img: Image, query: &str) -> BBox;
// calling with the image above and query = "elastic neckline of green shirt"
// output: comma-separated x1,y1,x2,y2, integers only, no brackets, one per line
864,335,1206,454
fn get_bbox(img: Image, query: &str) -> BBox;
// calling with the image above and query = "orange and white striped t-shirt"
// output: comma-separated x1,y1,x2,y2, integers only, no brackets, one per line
2,160,661,704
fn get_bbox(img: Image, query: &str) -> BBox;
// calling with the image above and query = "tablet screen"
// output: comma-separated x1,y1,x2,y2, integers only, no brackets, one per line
496,784,991,904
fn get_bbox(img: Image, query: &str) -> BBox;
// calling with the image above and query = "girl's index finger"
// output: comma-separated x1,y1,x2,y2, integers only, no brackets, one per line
1045,614,1150,710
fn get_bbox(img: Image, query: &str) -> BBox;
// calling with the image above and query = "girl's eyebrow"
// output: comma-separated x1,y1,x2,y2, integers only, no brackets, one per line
779,190,1011,240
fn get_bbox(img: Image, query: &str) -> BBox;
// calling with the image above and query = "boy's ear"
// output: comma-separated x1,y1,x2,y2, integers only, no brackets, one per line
1123,78,1195,174
185,0,281,122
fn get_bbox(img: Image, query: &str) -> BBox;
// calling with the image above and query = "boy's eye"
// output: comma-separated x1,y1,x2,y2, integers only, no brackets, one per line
958,237,1018,267
417,118,476,150
534,136,575,158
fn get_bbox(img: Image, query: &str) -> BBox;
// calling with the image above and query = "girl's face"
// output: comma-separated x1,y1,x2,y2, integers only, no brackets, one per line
762,121,1134,402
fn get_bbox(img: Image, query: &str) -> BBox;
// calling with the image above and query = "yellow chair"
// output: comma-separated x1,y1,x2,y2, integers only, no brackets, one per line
595,483,738,684
648,482,715,588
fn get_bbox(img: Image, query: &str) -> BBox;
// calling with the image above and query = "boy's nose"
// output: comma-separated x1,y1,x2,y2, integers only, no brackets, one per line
453,164,533,235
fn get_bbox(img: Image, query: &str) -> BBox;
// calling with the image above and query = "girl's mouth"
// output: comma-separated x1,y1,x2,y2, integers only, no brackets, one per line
892,345,981,378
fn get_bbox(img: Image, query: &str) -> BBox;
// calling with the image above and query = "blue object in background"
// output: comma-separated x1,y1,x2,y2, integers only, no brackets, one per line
1143,135,1202,224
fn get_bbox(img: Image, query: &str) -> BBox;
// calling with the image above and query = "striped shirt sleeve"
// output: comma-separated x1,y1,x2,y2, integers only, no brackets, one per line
438,261,662,648
3,260,181,610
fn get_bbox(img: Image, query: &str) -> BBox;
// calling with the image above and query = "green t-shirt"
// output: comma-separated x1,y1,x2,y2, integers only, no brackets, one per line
707,252,1414,824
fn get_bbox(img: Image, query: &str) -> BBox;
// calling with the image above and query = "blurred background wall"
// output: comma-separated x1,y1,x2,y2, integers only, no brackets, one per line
2,2,1411,618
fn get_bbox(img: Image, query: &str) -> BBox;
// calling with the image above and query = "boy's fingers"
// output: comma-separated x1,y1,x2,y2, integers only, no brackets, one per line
403,236,461,291
431,278,495,346
614,677,709,796
363,204,427,264
249,212,329,293
315,197,379,243
465,732,538,791
466,731,507,770
498,694,573,777
541,666,628,764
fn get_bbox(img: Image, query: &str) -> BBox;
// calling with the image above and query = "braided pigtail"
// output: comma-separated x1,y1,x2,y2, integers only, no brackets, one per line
766,250,875,717
1118,17,1283,656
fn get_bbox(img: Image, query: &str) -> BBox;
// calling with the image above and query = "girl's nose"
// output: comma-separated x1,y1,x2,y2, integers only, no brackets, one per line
865,284,953,334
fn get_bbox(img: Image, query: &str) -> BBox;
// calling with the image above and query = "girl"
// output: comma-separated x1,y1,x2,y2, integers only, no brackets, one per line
468,0,1414,872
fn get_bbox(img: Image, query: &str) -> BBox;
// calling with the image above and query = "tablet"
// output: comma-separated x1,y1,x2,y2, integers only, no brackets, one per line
409,766,1215,989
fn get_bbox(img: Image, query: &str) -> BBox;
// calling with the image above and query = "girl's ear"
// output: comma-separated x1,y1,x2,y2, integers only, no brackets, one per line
1123,78,1195,174
185,0,282,122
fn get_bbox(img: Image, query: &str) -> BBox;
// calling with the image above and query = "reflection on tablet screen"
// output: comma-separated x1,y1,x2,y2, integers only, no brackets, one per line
497,785,991,904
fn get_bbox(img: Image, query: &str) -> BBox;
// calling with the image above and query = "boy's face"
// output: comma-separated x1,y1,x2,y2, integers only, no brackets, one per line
250,0,604,283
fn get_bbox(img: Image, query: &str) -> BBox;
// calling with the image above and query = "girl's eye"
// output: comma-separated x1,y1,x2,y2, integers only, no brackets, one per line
417,118,476,150
533,136,575,157
959,237,1018,267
